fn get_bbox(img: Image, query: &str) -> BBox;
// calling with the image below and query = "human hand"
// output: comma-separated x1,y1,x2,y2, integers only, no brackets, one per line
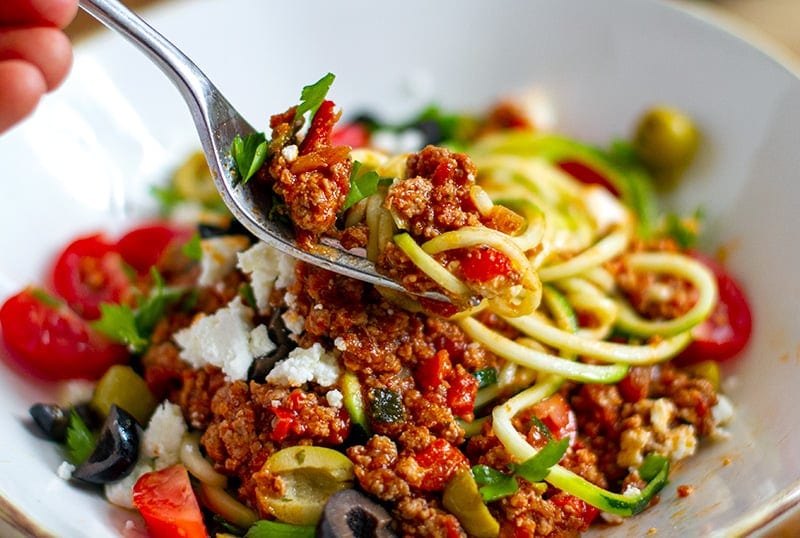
0,0,78,135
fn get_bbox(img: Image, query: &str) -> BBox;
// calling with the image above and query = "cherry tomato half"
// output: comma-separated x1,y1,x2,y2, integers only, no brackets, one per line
132,465,208,538
51,233,133,320
531,393,577,446
0,288,128,380
116,222,193,274
332,122,370,148
677,253,753,364
556,159,620,197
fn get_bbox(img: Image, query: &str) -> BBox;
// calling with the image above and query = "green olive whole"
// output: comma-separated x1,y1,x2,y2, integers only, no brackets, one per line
633,106,699,174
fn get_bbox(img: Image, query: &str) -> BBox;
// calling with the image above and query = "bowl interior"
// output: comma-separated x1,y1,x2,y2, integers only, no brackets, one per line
1,0,799,535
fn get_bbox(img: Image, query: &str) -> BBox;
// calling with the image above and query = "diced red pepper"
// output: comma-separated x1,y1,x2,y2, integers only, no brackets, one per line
459,246,513,283
446,367,479,419
416,350,452,392
556,159,620,197
531,394,577,446
550,492,600,529
412,438,468,492
299,99,338,154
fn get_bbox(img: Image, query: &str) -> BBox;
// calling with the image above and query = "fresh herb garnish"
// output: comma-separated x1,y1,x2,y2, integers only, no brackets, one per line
662,208,703,249
471,434,568,502
231,132,268,185
471,465,519,502
342,160,393,211
509,437,569,483
65,410,95,465
93,269,185,353
293,72,336,123
472,367,498,389
181,232,203,261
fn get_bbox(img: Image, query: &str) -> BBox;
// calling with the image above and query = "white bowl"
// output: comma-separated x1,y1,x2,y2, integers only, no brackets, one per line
1,0,799,535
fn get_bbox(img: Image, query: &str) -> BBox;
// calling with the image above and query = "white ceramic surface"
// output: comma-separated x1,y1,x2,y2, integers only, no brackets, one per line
1,0,799,536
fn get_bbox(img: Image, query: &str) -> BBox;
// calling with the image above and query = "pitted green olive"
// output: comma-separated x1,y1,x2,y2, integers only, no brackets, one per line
257,446,355,526
634,106,699,175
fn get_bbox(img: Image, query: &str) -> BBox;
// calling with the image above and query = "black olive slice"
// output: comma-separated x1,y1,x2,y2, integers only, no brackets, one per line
318,489,397,538
71,405,141,484
29,403,69,442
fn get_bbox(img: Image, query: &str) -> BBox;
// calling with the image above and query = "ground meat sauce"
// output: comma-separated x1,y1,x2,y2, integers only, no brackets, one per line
138,244,722,537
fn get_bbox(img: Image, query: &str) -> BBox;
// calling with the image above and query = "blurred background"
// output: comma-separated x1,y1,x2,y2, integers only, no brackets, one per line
66,0,800,60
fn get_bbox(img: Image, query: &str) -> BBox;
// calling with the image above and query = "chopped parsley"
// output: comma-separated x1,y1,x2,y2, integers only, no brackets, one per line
92,269,185,353
293,72,335,124
245,520,316,538
181,232,203,261
231,132,268,186
65,410,95,465
342,160,393,211
471,434,569,502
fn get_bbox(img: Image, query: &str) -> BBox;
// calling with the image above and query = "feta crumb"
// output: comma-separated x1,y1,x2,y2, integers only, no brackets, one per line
622,484,643,497
371,129,425,154
585,185,631,233
143,401,187,468
249,324,277,357
650,398,676,435
712,394,735,427
105,461,153,509
266,343,340,387
56,379,95,407
237,242,297,313
326,389,344,408
617,428,652,468
281,309,305,336
663,424,697,461
173,297,255,380
334,337,346,351
281,144,299,162
197,235,250,287
56,461,75,480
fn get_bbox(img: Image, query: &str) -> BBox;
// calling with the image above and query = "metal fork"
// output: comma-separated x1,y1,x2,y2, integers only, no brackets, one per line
78,0,442,299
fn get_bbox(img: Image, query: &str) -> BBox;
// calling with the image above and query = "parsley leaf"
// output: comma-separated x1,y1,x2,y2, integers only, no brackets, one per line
182,232,203,261
92,269,185,353
93,303,148,352
509,437,569,483
473,367,498,389
342,161,393,211
471,465,519,502
294,72,335,123
65,410,95,465
232,132,268,185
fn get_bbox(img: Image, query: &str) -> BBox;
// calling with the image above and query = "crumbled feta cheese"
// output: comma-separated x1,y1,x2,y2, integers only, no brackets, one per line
198,235,250,287
663,424,697,461
371,129,425,154
585,185,630,233
617,427,652,468
281,309,305,336
56,379,95,407
712,394,734,427
622,484,643,497
249,324,277,357
650,398,676,435
334,337,346,351
282,144,299,162
143,401,187,468
326,389,344,408
105,461,154,509
237,242,297,313
56,461,75,480
266,343,340,387
173,297,256,380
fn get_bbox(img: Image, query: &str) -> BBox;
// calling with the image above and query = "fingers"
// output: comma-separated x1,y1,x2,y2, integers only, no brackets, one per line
0,60,46,134
0,0,79,29
0,27,72,90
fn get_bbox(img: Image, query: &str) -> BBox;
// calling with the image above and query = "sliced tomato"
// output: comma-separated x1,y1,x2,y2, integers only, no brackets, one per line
556,159,620,196
677,253,753,364
531,393,577,446
132,465,207,538
115,222,193,274
0,288,128,380
332,122,370,148
51,233,133,320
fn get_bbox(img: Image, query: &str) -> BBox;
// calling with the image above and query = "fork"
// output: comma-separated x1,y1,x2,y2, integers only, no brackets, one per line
78,0,444,300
